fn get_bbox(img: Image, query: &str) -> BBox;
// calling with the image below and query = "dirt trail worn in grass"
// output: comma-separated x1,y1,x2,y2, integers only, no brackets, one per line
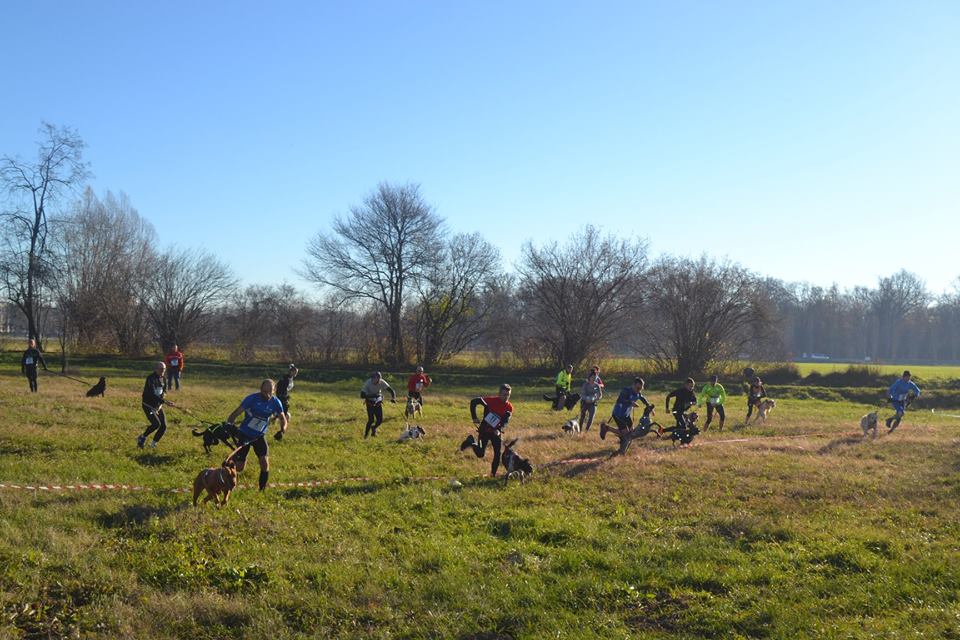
1,360,959,639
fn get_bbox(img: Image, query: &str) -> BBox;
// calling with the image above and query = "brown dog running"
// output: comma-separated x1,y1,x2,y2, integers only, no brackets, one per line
192,460,238,507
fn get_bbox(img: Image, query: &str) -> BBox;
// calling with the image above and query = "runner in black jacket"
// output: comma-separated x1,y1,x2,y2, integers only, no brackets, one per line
275,364,298,438
21,338,48,393
137,362,168,449
665,378,698,429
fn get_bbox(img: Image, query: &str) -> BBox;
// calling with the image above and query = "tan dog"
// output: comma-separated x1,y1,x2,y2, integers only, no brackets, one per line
757,399,777,421
193,460,238,507
860,411,879,437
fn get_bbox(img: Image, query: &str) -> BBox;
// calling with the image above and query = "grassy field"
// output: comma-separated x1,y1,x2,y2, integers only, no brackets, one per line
1,355,959,639
793,362,960,380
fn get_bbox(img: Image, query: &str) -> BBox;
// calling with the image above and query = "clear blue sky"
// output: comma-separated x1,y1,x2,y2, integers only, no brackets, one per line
2,1,958,295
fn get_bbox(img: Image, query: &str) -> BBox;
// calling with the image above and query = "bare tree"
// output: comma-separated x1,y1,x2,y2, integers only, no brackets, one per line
639,256,770,376
301,182,444,366
0,123,90,348
515,225,648,367
871,270,929,361
413,232,502,367
50,189,158,355
146,248,237,349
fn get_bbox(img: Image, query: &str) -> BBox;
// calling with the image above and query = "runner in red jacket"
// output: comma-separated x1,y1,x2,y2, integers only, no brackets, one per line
164,345,185,391
407,366,432,404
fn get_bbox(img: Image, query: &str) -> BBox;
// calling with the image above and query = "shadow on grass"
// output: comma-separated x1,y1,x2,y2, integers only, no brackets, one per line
96,502,189,529
817,435,865,455
134,453,178,467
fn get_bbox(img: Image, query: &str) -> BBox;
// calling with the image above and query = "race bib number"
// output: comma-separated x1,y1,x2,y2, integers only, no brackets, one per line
24,357,34,365
170,359,179,367
709,397,720,405
483,412,501,429
896,393,907,402
415,382,423,391
153,386,164,397
247,416,269,433
584,394,596,403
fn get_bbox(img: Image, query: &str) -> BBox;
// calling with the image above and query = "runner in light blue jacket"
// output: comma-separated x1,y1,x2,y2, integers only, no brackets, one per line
885,370,921,432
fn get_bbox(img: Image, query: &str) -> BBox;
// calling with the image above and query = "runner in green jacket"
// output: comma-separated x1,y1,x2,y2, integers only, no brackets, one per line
697,375,727,430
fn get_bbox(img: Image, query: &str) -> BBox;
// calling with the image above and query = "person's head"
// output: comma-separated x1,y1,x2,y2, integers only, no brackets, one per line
685,377,695,390
172,344,179,352
711,374,719,385
633,377,645,392
372,371,382,382
902,370,912,380
499,384,512,401
416,365,424,374
27,338,36,348
289,364,299,378
260,379,275,398
154,361,166,376
566,364,574,373
753,376,761,385
587,371,597,382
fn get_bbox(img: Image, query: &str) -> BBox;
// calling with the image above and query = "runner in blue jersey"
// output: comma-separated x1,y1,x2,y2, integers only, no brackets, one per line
225,379,288,491
599,377,652,448
885,370,921,433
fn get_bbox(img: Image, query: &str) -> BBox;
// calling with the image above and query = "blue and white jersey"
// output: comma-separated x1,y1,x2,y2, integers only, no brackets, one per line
612,388,648,419
888,379,921,402
238,393,285,440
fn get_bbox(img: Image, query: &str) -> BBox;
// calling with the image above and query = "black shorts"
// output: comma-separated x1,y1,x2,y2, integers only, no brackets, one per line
278,396,290,413
234,435,268,463
613,415,633,430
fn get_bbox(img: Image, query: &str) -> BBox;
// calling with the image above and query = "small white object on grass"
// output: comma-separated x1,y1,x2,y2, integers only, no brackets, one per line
449,479,463,489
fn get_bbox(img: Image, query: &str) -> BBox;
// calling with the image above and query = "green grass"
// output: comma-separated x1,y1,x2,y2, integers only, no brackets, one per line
794,361,960,379
1,358,959,639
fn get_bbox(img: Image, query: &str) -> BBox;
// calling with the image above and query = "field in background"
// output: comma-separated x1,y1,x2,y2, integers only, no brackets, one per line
1,354,959,639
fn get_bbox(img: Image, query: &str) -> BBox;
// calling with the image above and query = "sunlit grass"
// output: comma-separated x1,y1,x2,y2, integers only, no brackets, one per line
1,357,959,638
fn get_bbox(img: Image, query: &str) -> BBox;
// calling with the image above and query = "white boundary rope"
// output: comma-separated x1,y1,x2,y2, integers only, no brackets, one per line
0,430,859,495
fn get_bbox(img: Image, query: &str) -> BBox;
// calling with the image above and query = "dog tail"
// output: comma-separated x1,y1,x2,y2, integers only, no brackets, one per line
192,428,206,437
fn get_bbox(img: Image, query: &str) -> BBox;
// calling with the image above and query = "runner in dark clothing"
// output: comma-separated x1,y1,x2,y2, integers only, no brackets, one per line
137,362,167,448
665,378,698,429
745,377,766,424
658,378,700,444
275,364,298,438
21,338,48,393
460,384,514,477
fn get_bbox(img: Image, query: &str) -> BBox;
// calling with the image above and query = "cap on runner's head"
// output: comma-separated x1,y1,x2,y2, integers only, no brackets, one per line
500,384,512,392
902,370,911,377
634,377,645,386
289,363,297,370
416,365,424,373
685,377,695,385
373,371,382,379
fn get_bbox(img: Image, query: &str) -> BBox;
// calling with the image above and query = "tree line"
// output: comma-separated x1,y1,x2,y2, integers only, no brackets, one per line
3,124,959,373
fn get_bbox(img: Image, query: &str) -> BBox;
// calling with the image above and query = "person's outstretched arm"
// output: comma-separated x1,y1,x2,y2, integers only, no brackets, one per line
470,397,485,423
